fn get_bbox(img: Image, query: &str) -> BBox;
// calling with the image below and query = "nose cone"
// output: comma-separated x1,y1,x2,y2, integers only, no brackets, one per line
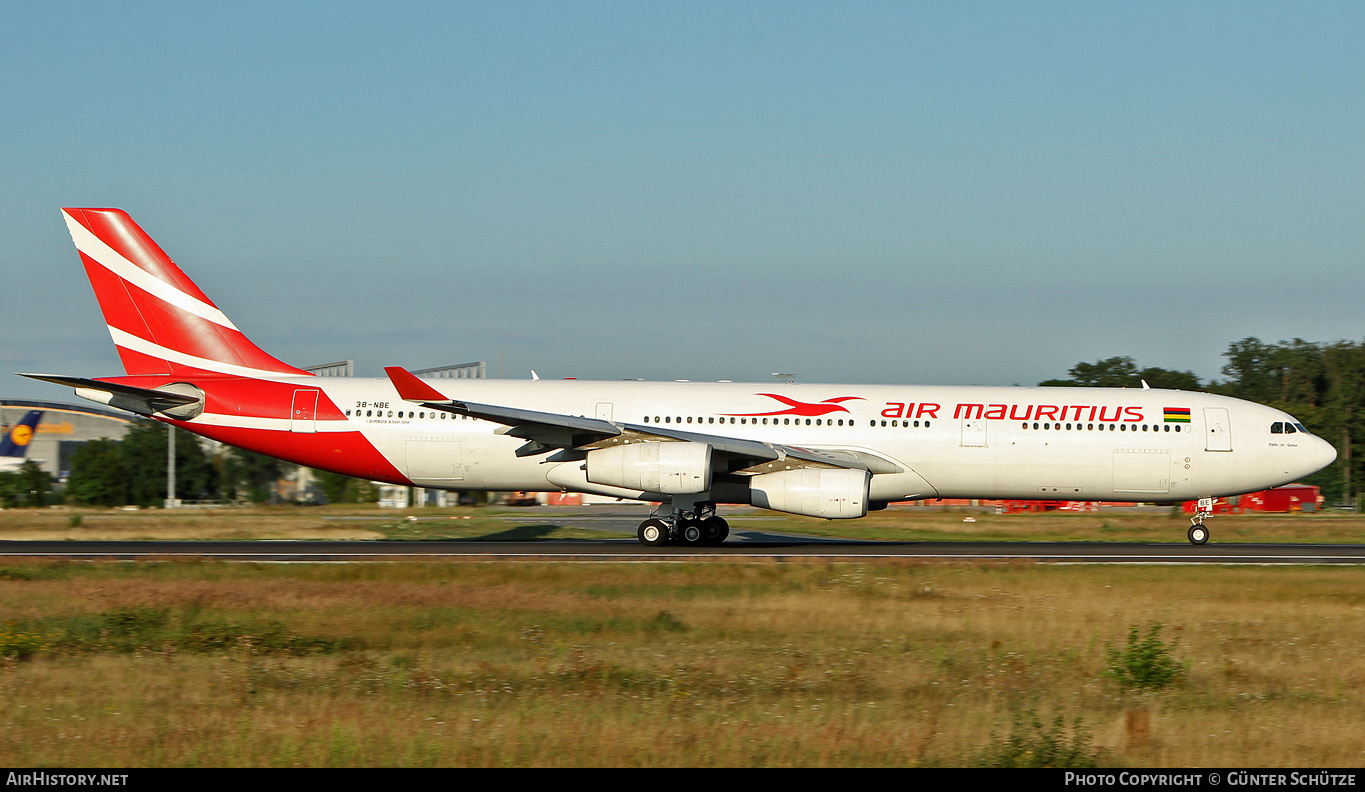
1300,435,1338,480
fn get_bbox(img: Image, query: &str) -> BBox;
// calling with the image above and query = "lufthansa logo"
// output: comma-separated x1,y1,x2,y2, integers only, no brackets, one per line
10,425,33,446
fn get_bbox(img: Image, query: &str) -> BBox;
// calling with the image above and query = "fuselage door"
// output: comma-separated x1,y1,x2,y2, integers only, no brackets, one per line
1204,407,1232,452
596,402,614,423
290,390,318,433
406,437,464,482
961,417,987,447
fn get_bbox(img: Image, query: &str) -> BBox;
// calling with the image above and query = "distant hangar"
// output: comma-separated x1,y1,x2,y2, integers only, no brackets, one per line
0,399,134,479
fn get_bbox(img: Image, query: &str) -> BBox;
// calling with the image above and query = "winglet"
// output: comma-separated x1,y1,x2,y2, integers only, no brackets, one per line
384,366,450,402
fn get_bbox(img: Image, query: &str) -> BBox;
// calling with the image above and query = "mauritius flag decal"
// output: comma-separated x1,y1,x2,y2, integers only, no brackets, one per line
1164,407,1191,423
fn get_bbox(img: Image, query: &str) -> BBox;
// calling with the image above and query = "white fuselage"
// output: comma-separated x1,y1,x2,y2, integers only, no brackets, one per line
218,377,1336,504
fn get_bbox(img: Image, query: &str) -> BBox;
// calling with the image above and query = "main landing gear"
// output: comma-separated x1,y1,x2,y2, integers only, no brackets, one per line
637,502,729,547
1188,497,1213,545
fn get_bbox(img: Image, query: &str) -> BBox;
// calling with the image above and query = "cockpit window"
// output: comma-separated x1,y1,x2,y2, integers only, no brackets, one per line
1273,420,1314,435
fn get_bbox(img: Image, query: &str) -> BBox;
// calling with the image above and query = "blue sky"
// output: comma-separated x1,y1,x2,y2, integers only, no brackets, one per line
2,1,1362,397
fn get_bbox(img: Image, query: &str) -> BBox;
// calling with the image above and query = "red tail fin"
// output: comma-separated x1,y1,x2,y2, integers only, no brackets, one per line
61,208,308,378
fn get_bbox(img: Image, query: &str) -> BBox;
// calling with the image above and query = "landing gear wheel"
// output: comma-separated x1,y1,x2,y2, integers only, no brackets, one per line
678,519,705,546
700,516,729,546
1188,524,1209,545
638,518,670,547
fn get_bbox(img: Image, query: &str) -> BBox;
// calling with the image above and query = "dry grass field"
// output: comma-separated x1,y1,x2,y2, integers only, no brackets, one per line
1,505,1362,767
1,546,1363,766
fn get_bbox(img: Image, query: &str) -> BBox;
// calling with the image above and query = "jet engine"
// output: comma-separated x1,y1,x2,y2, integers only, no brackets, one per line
749,468,870,519
586,441,712,494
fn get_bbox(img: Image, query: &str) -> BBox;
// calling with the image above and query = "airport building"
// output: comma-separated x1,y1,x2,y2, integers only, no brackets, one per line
0,399,135,480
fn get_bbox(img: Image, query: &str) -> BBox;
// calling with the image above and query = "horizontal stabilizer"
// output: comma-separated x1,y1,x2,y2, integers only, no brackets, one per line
19,373,203,419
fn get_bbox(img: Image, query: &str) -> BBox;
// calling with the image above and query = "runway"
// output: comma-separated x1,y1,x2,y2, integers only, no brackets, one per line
2,538,1363,563
4,507,1362,563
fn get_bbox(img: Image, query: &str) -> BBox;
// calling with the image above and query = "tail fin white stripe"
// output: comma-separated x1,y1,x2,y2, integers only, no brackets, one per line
63,211,240,332
108,326,303,381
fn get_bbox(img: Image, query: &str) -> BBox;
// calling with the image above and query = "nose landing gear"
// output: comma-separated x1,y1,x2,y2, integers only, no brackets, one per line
1188,497,1212,545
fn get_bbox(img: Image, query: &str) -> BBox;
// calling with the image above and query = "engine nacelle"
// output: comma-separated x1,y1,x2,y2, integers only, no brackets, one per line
586,441,713,495
749,468,870,519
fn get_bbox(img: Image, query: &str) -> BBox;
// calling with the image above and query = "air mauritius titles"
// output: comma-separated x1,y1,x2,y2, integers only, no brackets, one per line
729,393,1188,423
879,402,1186,423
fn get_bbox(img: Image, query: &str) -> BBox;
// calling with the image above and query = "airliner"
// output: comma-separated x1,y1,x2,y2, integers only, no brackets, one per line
0,410,44,472
24,208,1336,546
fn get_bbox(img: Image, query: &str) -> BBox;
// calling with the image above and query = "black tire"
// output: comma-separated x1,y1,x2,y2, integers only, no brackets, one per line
678,519,704,546
701,516,729,546
638,518,670,547
1188,524,1209,545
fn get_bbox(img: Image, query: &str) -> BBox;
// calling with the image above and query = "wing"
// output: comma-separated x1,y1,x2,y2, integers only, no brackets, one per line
383,367,902,475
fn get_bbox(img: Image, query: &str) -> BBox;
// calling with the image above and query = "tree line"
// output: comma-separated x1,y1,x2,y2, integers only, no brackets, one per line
1042,337,1362,504
61,420,376,507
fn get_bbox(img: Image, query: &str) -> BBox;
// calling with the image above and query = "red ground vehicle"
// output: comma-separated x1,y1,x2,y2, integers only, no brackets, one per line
505,491,539,506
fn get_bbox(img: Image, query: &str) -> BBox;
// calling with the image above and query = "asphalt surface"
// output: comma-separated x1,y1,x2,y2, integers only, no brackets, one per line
1,538,1362,563
3,507,1361,563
